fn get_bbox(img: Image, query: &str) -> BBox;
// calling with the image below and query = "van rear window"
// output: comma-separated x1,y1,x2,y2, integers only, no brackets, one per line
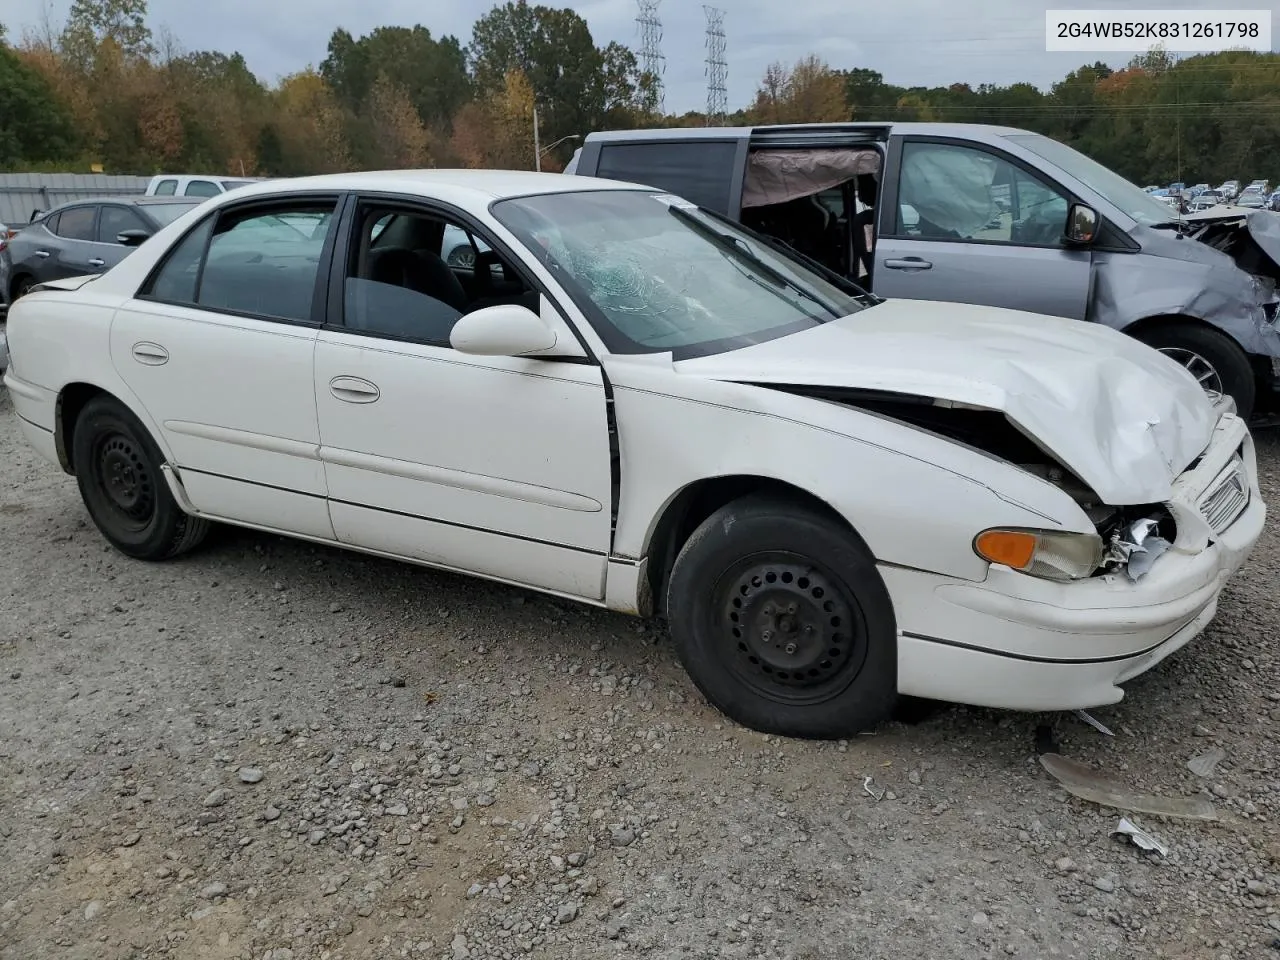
596,141,739,213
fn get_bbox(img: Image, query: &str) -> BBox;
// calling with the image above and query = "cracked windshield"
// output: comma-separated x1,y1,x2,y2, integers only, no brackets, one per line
494,190,865,352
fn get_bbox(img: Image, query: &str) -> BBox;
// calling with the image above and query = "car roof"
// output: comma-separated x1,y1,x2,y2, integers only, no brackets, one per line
580,121,1036,144
46,195,205,211
214,169,658,204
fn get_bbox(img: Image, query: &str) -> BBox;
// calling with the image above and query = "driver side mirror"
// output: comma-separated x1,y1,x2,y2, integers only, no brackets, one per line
449,304,557,357
1065,203,1099,245
116,228,152,247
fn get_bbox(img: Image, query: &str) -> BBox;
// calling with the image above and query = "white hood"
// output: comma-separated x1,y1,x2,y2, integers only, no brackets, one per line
674,299,1219,505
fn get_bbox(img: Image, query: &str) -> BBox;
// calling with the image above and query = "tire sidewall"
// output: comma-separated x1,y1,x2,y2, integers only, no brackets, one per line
73,398,184,559
667,498,898,739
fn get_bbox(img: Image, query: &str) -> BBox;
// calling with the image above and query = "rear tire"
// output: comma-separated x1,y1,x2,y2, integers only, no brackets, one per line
11,275,33,301
1133,322,1256,420
72,396,210,560
665,494,897,739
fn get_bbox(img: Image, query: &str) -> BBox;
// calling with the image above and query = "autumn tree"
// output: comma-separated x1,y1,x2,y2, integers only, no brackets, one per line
748,55,846,124
60,0,152,69
452,70,537,170
367,74,433,168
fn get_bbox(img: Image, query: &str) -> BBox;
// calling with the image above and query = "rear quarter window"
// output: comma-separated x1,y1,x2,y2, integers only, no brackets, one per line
595,141,739,213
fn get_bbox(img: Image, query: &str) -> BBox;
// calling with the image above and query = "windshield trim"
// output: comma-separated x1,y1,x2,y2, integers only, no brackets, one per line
490,188,870,360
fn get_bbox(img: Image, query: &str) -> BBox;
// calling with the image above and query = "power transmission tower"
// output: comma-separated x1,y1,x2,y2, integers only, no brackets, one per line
636,0,666,113
704,6,727,124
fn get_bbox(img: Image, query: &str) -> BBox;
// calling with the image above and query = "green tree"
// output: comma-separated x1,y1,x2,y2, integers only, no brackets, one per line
0,41,78,168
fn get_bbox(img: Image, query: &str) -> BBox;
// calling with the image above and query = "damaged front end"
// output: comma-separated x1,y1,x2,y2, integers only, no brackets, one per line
769,384,1249,584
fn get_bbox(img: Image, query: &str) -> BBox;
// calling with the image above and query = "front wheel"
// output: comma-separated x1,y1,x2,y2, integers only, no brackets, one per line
72,396,210,560
665,494,898,739
1134,322,1256,420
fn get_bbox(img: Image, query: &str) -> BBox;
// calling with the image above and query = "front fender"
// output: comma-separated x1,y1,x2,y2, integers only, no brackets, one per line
607,367,1092,585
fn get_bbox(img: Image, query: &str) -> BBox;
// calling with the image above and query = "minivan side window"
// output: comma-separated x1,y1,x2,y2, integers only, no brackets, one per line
596,141,739,213
153,179,178,196
895,141,1071,247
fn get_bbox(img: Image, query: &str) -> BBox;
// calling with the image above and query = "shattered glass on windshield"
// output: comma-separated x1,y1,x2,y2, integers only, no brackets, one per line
493,189,868,356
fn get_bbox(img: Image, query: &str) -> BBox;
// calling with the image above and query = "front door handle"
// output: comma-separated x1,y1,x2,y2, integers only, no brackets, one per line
131,342,169,365
329,376,380,403
883,257,933,271
34,250,50,258
88,258,105,268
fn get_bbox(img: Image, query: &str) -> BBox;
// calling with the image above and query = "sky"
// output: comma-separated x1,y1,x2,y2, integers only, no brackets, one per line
2,0,1275,112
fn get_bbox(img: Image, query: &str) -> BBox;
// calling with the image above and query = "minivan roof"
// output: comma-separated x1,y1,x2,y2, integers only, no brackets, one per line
582,121,1036,144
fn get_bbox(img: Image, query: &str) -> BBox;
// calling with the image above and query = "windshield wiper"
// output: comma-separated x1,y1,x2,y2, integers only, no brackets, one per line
748,231,884,307
666,205,831,311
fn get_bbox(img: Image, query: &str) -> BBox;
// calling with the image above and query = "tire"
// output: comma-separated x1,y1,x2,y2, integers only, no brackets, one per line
1133,322,1256,420
71,396,210,560
665,494,897,739
11,275,33,301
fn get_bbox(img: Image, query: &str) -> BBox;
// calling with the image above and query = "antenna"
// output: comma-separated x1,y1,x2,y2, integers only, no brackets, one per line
704,5,727,124
636,0,666,113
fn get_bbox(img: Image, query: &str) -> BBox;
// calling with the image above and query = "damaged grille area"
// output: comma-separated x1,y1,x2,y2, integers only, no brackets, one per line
1199,455,1249,535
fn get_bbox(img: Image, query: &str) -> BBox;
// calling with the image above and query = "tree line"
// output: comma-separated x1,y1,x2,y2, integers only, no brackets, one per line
3,0,1279,187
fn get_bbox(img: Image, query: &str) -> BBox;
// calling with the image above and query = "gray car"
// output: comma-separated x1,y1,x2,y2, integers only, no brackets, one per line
566,123,1280,418
3,196,203,305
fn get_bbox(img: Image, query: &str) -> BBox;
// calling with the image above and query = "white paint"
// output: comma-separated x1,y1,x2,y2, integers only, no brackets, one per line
1,169,1266,716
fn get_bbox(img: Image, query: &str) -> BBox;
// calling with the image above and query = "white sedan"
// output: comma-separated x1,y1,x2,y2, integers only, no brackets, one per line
2,171,1265,738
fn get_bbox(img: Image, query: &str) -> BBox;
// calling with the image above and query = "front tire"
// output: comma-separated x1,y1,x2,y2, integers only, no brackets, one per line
665,494,898,739
72,396,210,560
1133,322,1256,420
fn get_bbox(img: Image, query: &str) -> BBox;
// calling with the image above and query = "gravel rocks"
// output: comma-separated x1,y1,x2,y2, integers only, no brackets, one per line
0,390,1278,959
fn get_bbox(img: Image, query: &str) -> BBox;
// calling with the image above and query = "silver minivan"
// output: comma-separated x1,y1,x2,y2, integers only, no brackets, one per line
566,123,1280,418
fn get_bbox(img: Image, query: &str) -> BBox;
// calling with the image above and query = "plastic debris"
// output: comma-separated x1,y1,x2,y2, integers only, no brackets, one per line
1039,753,1219,821
1074,709,1115,737
1111,817,1169,857
862,776,885,801
1187,746,1225,779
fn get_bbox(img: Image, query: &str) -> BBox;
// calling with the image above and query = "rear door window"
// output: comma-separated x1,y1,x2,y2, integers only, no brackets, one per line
595,141,739,213
153,179,178,196
54,206,98,241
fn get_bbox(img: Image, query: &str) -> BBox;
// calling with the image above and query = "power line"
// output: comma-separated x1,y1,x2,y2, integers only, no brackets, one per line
704,5,727,124
635,0,665,113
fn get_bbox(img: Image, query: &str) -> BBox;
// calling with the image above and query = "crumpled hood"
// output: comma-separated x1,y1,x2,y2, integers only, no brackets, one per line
674,299,1219,505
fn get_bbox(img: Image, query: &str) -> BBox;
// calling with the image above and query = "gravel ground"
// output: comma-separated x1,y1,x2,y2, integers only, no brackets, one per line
1,385,1278,960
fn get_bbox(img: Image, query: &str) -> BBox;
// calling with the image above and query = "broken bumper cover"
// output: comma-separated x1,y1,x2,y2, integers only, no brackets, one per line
883,415,1264,711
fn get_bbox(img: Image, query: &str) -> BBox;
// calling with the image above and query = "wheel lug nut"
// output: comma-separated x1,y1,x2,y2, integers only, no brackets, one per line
762,630,772,641
784,643,797,655
787,603,797,614
763,605,774,616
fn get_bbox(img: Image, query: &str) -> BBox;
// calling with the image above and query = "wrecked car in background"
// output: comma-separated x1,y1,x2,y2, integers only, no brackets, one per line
2,171,1266,739
567,122,1280,419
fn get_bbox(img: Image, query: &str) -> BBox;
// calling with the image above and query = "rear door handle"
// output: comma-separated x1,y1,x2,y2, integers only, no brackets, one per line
88,258,105,268
34,250,50,258
131,342,169,365
329,376,380,403
883,257,933,271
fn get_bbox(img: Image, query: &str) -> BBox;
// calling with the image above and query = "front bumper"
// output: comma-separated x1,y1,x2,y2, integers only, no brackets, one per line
886,412,1264,711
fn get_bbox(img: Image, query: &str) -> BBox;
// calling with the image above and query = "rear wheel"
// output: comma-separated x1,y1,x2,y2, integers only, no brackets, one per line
1134,322,1256,420
11,275,33,301
665,494,897,739
72,396,210,560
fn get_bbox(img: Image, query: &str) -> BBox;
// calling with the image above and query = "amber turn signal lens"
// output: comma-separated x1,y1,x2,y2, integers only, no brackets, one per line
974,530,1037,570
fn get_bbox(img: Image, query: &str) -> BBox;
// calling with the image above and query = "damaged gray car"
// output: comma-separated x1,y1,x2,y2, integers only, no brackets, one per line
566,122,1280,419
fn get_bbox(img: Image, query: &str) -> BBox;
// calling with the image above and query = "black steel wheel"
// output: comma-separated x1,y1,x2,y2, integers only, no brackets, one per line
72,395,210,560
717,555,869,706
666,494,897,739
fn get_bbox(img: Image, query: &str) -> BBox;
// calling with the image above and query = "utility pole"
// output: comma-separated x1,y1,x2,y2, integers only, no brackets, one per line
534,106,542,172
704,6,728,125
